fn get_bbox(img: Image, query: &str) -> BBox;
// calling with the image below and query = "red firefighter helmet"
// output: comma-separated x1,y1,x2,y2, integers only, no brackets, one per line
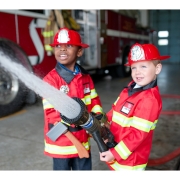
124,43,170,66
50,27,89,48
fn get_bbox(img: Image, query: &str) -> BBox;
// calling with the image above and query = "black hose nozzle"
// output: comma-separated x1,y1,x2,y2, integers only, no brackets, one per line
60,97,108,152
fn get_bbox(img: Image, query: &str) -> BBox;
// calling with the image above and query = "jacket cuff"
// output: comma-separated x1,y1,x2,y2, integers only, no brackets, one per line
110,147,122,162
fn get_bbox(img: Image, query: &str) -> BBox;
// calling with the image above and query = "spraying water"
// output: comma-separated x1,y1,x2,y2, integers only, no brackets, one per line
0,52,81,119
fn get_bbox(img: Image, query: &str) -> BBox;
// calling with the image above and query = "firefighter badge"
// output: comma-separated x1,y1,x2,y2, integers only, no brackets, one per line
121,101,134,115
83,83,90,94
57,29,70,43
131,44,145,61
60,85,69,94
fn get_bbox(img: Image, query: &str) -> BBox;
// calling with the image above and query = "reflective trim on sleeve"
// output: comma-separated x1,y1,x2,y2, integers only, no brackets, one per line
44,140,90,155
115,141,132,160
150,120,158,130
42,99,54,109
82,95,91,105
114,97,120,105
90,89,98,99
112,111,132,127
110,161,147,171
131,116,157,132
61,120,70,126
91,105,103,114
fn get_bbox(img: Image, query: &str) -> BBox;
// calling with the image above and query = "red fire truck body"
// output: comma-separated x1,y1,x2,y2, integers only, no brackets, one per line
0,10,150,117
0,10,56,78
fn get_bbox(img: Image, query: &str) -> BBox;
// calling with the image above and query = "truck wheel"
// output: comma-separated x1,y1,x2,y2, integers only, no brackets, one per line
0,68,27,117
0,38,36,118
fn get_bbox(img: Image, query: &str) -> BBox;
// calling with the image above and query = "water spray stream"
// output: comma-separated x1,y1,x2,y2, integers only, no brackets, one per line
0,52,81,119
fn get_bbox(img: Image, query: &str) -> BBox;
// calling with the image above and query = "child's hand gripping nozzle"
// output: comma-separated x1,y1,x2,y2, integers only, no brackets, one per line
60,97,117,153
92,112,118,149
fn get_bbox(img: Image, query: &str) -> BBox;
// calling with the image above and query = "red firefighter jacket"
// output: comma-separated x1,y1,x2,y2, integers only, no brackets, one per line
106,79,162,170
42,63,103,158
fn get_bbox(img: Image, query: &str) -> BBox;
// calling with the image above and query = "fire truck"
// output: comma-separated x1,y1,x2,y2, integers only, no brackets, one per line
0,10,153,118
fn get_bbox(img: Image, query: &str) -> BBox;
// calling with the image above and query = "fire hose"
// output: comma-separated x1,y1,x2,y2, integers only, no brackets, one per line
147,93,180,167
0,53,116,158
60,97,117,153
148,147,180,166
2,51,180,165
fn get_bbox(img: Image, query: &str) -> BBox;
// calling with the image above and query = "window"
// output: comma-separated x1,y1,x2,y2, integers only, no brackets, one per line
158,30,169,46
158,31,169,38
158,39,168,45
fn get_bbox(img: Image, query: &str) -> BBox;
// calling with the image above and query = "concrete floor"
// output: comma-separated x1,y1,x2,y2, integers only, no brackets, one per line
0,63,180,171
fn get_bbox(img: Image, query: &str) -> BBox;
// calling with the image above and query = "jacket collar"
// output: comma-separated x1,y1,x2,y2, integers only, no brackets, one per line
55,62,89,84
127,79,157,96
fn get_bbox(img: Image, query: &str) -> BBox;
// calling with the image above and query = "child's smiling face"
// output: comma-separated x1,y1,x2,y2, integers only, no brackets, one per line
54,44,82,71
131,60,162,87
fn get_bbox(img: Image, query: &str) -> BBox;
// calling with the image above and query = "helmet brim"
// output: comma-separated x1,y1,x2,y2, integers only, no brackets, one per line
124,55,171,66
50,43,89,48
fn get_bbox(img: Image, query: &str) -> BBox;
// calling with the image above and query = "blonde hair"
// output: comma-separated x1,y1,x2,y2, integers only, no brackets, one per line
152,60,161,66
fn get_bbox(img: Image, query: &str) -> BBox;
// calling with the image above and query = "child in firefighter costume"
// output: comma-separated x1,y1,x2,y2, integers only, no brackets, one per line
99,43,170,170
42,27,104,170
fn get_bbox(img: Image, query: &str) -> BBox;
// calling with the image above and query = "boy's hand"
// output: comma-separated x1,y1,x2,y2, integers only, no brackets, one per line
99,113,108,124
104,121,110,129
91,112,107,124
99,150,115,163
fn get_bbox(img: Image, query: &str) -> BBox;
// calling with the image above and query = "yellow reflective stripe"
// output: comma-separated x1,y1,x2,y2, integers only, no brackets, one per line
131,116,155,132
114,97,120,105
42,99,54,109
90,89,98,99
132,163,147,170
80,97,102,113
42,31,54,37
45,140,90,155
110,161,147,171
61,120,70,126
44,45,53,51
83,95,91,105
112,111,157,132
151,119,158,130
80,98,89,105
112,111,132,127
81,98,85,103
91,105,103,114
115,141,132,160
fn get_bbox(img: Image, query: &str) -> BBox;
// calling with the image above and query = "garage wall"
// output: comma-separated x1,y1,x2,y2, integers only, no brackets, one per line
149,10,180,64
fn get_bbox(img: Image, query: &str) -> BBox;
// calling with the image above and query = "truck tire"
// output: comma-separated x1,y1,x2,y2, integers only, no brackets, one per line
0,68,27,117
0,38,36,118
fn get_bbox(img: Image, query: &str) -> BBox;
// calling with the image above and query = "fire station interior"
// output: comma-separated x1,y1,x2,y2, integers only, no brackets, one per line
0,10,180,171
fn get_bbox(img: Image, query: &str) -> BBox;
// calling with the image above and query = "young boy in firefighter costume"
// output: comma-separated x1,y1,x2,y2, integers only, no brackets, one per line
42,27,104,170
99,43,170,170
